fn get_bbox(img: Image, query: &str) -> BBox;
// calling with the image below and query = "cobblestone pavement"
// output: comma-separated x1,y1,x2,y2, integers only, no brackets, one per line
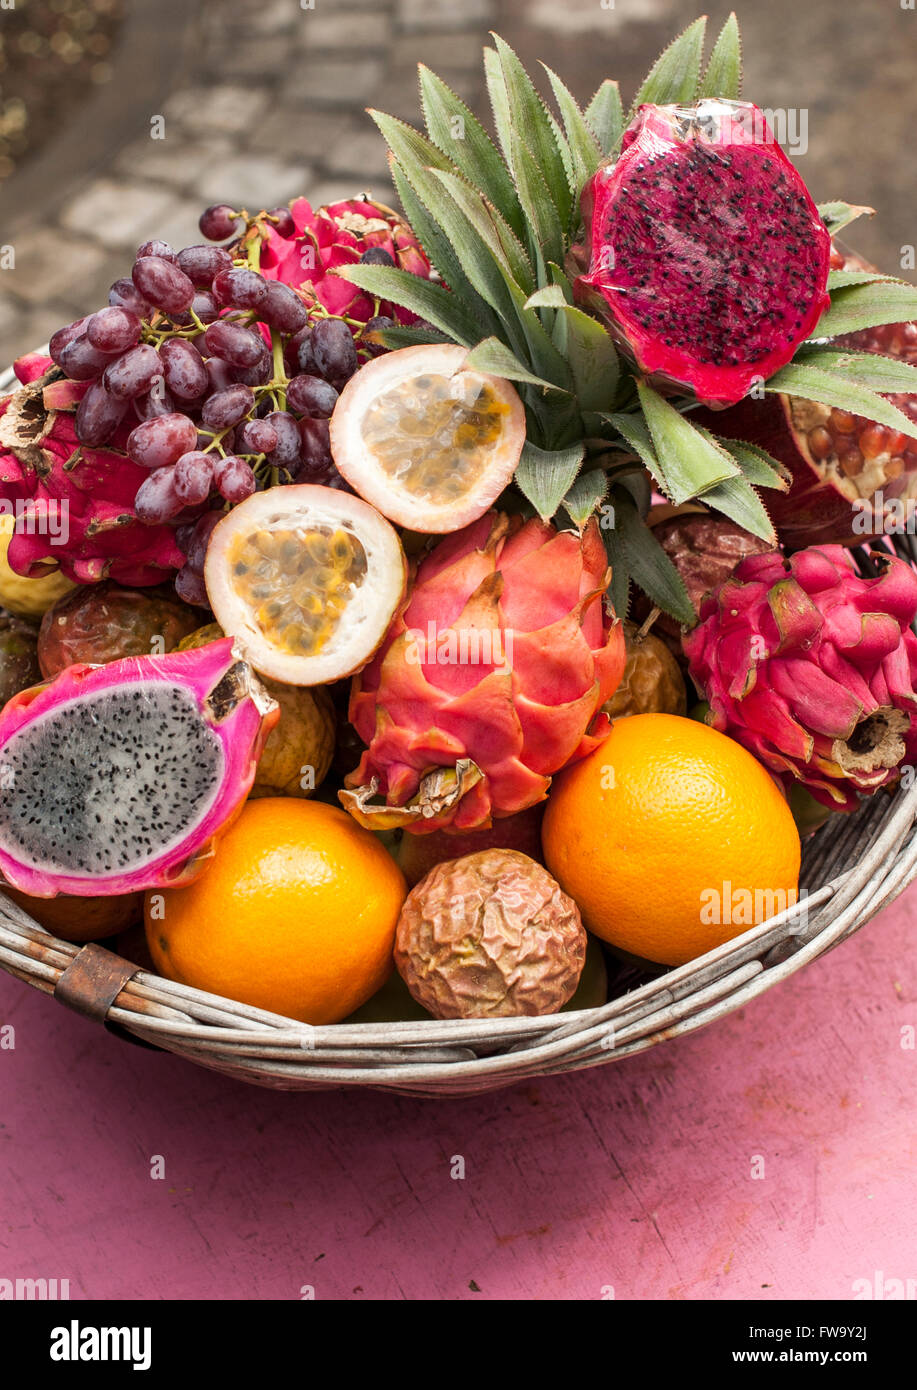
0,0,914,365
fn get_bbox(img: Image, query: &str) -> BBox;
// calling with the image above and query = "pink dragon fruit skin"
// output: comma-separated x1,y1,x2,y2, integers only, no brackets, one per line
574,100,832,406
0,361,184,586
259,197,430,324
684,546,917,811
0,639,278,897
341,512,627,835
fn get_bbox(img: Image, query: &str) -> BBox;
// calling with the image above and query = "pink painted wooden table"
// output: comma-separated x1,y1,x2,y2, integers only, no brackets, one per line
1,883,915,1302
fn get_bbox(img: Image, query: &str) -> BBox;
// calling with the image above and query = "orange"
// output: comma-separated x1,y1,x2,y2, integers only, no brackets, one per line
145,798,406,1024
542,714,801,967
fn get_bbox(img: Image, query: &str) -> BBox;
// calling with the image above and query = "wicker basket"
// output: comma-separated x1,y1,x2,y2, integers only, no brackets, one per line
2,362,917,1095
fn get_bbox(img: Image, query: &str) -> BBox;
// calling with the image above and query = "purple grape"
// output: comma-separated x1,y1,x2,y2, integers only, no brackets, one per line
102,344,163,400
260,281,308,334
132,257,195,316
175,565,209,606
136,239,176,263
190,290,219,324
286,374,338,418
135,466,184,522
213,454,256,504
236,418,278,455
203,320,265,368
205,356,234,393
133,380,175,421
362,314,396,355
173,451,214,505
185,509,223,572
58,334,115,381
127,412,199,469
310,317,358,386
87,306,141,354
49,317,91,366
360,246,395,267
176,244,233,287
160,338,209,402
201,384,254,431
230,349,271,387
199,204,242,241
75,381,127,446
212,267,268,310
109,278,151,316
297,416,334,477
265,411,301,470
285,325,315,374
267,206,295,238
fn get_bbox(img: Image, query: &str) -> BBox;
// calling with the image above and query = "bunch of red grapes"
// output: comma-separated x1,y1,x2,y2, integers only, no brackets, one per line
47,202,394,603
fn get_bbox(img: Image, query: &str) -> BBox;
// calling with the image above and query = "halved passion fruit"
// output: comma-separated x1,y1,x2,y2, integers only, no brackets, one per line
203,486,407,685
328,344,526,532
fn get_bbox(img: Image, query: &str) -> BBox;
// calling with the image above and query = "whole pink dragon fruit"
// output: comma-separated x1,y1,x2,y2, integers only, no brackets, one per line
0,360,184,586
340,511,627,835
684,546,917,811
260,196,430,325
574,100,831,406
0,638,277,897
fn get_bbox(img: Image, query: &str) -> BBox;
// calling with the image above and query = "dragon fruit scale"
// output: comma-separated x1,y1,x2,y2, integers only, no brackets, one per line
0,639,278,897
260,196,430,326
684,546,917,811
574,100,832,406
340,511,627,835
0,364,184,586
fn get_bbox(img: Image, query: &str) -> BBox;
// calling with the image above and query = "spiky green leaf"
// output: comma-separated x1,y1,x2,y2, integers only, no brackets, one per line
817,201,875,237
585,79,624,156
515,440,584,520
563,468,608,528
363,324,448,352
794,347,917,394
417,64,525,240
717,437,790,490
390,158,497,336
699,12,742,99
700,476,777,543
330,264,481,346
600,514,630,621
827,269,899,291
610,411,669,494
629,17,707,117
612,492,696,626
463,337,568,393
491,34,574,229
549,304,620,412
541,64,603,203
429,166,535,295
483,45,514,172
525,285,568,310
765,362,917,437
810,281,917,338
509,128,566,275
636,383,740,503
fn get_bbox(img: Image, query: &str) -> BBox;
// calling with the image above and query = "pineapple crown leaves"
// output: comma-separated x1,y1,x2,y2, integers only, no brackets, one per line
334,13,917,626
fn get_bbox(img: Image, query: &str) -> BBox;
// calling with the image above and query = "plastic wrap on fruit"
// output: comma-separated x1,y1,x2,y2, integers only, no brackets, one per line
0,638,278,897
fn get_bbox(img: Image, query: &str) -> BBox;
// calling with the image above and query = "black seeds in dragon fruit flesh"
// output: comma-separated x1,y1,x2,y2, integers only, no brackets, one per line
575,100,831,406
0,684,223,878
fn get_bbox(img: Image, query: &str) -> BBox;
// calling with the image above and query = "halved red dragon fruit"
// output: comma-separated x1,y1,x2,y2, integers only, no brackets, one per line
574,100,832,406
0,639,277,897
